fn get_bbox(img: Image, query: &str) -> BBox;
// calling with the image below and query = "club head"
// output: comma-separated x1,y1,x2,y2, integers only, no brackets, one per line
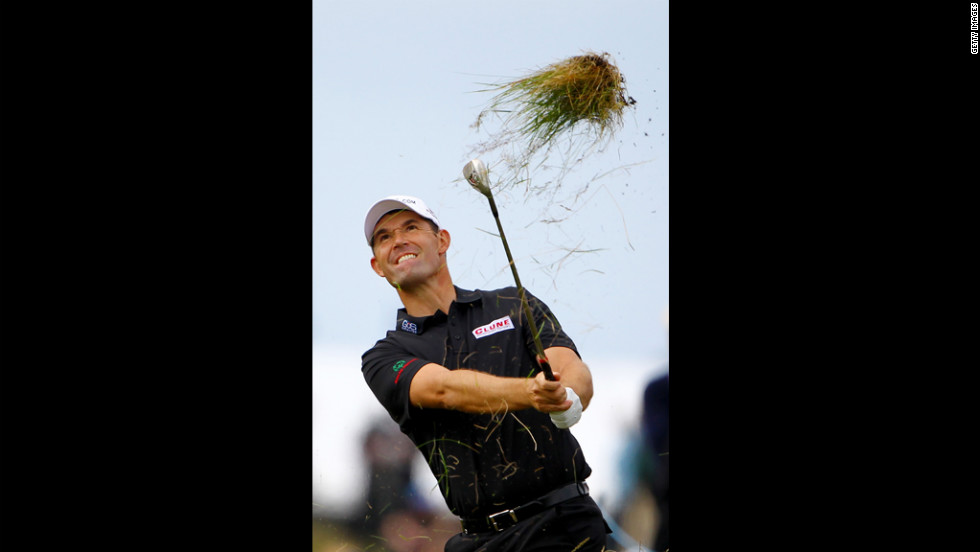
463,159,491,195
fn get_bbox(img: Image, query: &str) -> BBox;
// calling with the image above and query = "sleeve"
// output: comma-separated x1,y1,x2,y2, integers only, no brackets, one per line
522,290,580,358
360,337,435,429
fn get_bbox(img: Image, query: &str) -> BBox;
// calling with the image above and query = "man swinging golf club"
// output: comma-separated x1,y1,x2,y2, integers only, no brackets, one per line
360,194,611,552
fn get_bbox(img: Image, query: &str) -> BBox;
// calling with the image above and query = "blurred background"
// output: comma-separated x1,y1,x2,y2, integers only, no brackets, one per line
313,0,669,550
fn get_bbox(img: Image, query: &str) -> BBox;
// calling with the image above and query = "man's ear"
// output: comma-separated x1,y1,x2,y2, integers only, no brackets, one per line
370,256,385,277
438,229,451,255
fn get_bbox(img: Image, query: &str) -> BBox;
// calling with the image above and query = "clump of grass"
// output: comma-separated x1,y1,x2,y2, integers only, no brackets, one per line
473,51,635,161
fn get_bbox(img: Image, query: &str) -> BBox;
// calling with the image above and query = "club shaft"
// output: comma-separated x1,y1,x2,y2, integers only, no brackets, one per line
485,192,556,381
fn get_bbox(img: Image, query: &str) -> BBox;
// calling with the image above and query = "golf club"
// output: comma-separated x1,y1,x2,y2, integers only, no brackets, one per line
463,159,556,381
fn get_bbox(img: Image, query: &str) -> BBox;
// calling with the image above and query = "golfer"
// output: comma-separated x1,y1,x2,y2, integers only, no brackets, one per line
361,195,611,552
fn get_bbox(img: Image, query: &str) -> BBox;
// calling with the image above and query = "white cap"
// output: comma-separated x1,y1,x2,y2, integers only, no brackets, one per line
363,195,441,245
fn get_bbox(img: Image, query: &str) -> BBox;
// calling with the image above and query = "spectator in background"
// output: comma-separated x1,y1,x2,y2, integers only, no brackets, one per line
640,307,668,551
359,418,427,536
358,417,459,552
642,371,668,550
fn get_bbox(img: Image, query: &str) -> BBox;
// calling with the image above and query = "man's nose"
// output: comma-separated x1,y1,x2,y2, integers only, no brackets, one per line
392,227,412,242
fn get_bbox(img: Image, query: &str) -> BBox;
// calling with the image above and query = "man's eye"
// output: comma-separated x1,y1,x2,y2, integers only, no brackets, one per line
376,233,390,243
406,224,419,232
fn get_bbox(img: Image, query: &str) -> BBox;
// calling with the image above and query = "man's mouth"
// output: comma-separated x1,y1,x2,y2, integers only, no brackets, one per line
396,253,417,265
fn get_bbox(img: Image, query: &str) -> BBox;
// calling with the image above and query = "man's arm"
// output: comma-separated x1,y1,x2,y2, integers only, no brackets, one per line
521,290,593,411
409,362,571,414
542,346,594,410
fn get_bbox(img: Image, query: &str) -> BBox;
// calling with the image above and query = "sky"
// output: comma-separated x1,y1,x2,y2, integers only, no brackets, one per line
313,0,669,515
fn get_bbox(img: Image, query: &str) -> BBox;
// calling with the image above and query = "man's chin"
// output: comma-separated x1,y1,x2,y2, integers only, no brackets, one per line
388,277,415,291
388,275,423,291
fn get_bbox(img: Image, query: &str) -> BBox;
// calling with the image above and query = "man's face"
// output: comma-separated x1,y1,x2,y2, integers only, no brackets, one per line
369,210,448,290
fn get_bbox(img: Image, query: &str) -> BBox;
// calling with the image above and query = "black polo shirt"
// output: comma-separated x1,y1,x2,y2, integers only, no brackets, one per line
361,286,593,518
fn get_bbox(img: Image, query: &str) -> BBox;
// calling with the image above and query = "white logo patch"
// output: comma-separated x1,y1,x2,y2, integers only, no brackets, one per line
472,316,514,339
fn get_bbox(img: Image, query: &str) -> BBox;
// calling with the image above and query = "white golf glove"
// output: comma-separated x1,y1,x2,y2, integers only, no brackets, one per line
550,387,583,429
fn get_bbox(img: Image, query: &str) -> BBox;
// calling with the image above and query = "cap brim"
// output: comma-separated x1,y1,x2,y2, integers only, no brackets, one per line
364,195,442,245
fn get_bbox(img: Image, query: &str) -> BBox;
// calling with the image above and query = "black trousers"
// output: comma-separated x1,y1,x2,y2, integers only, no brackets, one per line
444,496,611,552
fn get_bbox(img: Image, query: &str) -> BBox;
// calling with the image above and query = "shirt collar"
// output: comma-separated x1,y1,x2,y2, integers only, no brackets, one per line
394,287,482,334
453,286,482,305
